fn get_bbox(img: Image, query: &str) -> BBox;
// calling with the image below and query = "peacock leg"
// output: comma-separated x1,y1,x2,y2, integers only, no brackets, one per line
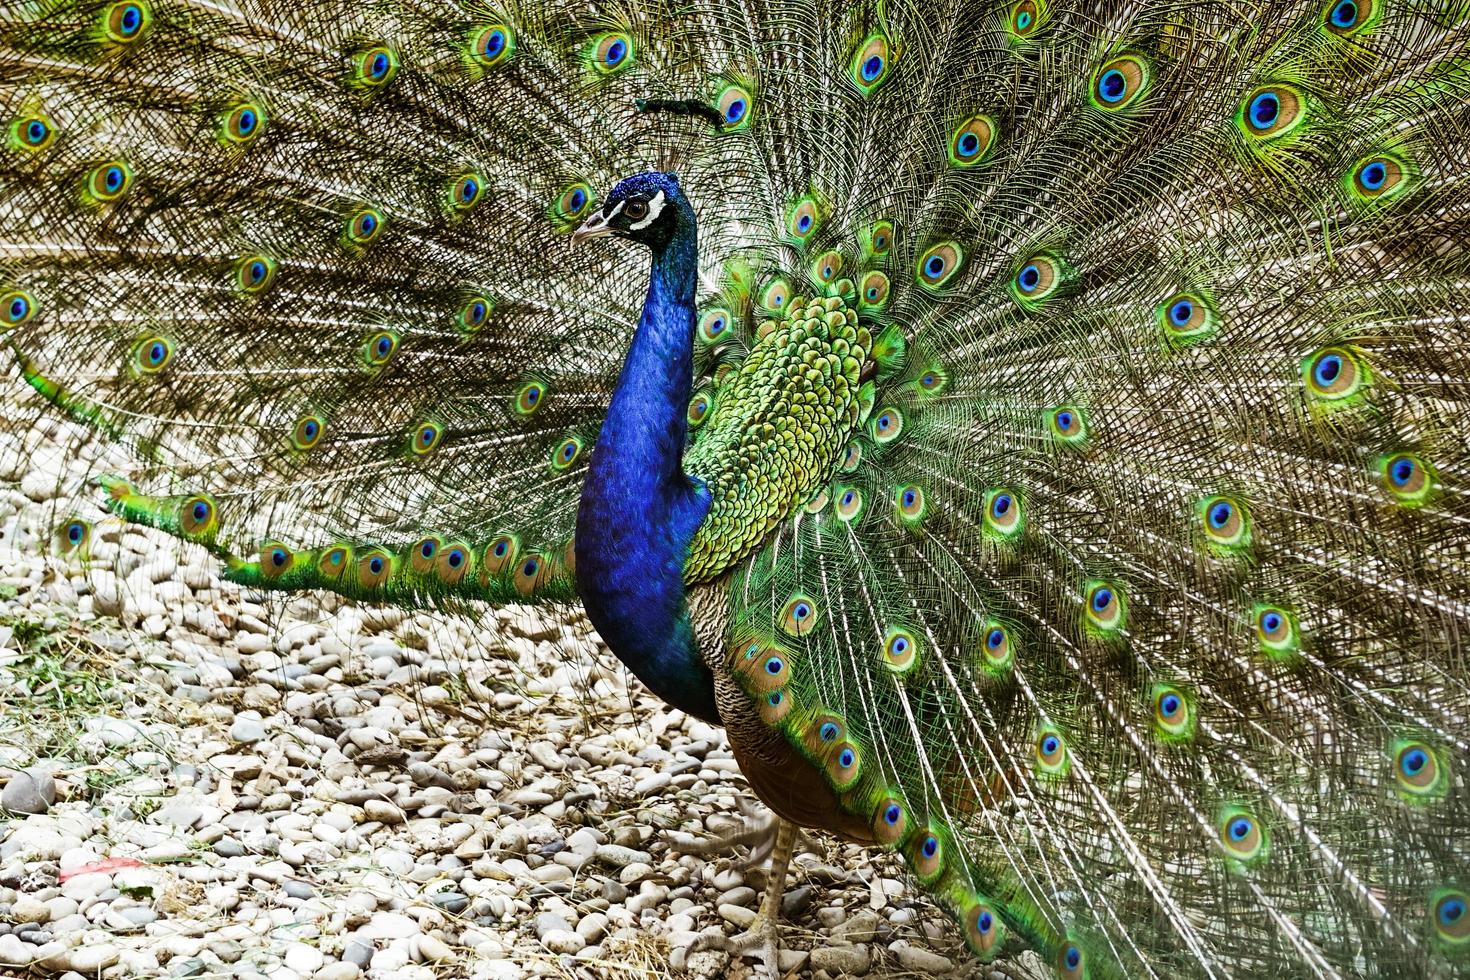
690,817,798,976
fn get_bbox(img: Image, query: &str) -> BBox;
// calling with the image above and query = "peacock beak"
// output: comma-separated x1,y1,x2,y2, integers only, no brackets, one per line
570,206,618,247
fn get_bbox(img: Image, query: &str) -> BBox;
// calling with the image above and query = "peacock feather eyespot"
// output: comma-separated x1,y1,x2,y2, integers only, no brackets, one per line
1197,495,1251,553
1,289,37,330
55,518,90,555
514,379,547,416
716,83,754,131
787,196,822,243
553,182,594,225
1151,683,1196,741
235,255,277,294
834,486,864,522
916,242,963,290
177,494,217,538
317,545,351,580
871,406,903,443
871,796,909,848
848,33,895,96
914,363,948,395
10,114,55,152
949,114,997,168
458,295,491,335
588,32,634,75
469,24,514,69
1034,726,1069,778
1236,84,1306,141
289,414,325,451
881,627,921,676
732,639,793,693
131,335,174,375
858,272,890,312
446,173,485,212
698,308,733,344
260,542,295,579
779,593,819,636
1083,579,1126,636
481,534,518,577
514,553,548,596
1157,292,1218,345
840,442,862,472
905,826,946,885
220,102,265,145
436,541,473,585
356,549,393,589
1346,152,1411,205
1324,0,1380,36
1008,0,1047,39
961,895,1005,959
1091,55,1150,112
979,620,1015,675
1057,941,1086,980
895,483,926,523
983,487,1024,540
1301,346,1369,407
1048,404,1088,446
1218,806,1268,868
863,220,894,258
550,435,583,471
1009,253,1065,308
825,739,863,790
687,388,714,427
361,330,400,370
407,535,440,572
1378,452,1434,507
101,1,151,44
344,207,384,248
85,161,133,204
758,277,790,313
1389,737,1449,803
352,46,398,88
1431,890,1470,948
758,686,793,725
811,250,844,284
1251,603,1301,661
409,421,444,456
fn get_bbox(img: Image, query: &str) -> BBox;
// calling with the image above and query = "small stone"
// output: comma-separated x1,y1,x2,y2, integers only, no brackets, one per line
10,897,49,924
593,843,650,868
1,767,56,815
541,929,585,955
892,940,956,974
284,943,324,974
341,939,374,969
810,943,871,976
718,904,756,929
430,892,468,914
415,934,453,963
833,909,881,944
0,934,35,967
314,963,361,980
363,800,405,825
228,718,268,744
361,911,419,941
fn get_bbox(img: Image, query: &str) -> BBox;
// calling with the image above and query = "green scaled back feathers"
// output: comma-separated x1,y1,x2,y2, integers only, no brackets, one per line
6,1,1470,978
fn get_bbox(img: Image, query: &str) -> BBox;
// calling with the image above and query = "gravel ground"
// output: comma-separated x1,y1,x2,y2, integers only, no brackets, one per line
0,417,1047,980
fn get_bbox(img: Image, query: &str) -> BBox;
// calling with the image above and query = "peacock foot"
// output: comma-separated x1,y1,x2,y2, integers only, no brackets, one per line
690,910,782,976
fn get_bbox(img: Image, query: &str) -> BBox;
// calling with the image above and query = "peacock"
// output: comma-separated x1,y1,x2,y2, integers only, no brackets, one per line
3,0,1470,975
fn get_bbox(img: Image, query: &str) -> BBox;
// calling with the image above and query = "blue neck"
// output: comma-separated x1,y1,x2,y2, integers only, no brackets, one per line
574,206,718,724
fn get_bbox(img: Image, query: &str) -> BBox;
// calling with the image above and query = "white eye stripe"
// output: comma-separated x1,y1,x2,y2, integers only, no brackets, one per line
627,190,665,230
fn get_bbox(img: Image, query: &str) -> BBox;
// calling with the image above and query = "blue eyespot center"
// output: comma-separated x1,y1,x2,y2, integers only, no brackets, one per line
1209,502,1233,529
120,4,141,32
921,836,938,858
148,342,165,363
1019,264,1040,291
862,55,883,81
1331,0,1358,27
461,178,478,200
1057,411,1073,428
570,188,586,211
494,542,508,557
67,523,83,543
1065,947,1082,970
1314,354,1342,385
892,637,908,654
522,558,539,576
884,804,901,825
765,657,783,675
992,494,1012,517
902,490,916,507
926,256,945,277
376,337,390,355
1401,748,1427,775
369,557,384,574
987,628,1004,649
249,261,266,282
484,30,505,56
238,109,256,133
448,550,464,567
1042,735,1060,755
1360,161,1387,189
819,722,838,741
797,214,812,232
1440,898,1465,926
1170,300,1193,325
421,541,435,558
958,133,979,156
1160,694,1181,717
1098,68,1126,102
768,691,782,706
1092,588,1113,612
794,602,811,619
105,167,123,191
1249,92,1280,129
842,491,855,505
371,53,390,77
1016,11,1032,29
1262,612,1282,633
8,298,28,321
1391,458,1415,486
605,39,626,65
725,98,745,123
192,502,208,521
839,749,855,768
271,548,287,567
979,911,993,932
1229,817,1252,841
562,443,575,460
26,120,46,143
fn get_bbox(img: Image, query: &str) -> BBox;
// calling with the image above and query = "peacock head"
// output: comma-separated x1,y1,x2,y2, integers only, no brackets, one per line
571,172,689,249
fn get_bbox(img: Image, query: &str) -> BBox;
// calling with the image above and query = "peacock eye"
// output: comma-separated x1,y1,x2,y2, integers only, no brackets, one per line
624,199,648,221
